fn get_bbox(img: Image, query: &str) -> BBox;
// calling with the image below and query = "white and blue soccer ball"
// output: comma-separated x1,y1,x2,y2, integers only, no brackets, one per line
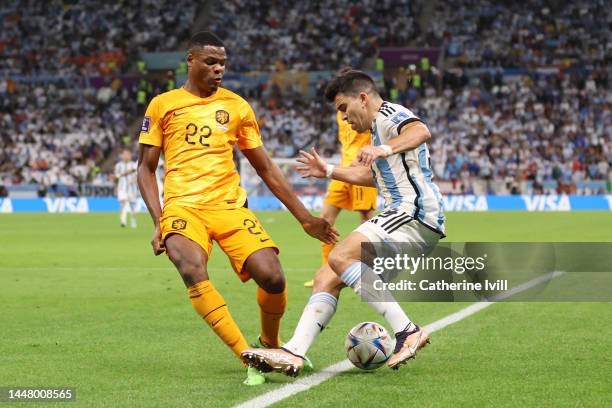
345,322,395,370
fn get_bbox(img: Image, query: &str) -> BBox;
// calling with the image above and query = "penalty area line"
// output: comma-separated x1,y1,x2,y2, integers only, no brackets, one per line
234,271,565,408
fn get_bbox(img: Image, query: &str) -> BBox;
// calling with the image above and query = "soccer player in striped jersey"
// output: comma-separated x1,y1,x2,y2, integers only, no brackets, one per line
241,69,445,375
115,149,138,228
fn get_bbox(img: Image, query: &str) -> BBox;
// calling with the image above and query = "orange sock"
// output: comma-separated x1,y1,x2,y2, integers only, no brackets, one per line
322,242,336,265
256,286,286,348
188,280,249,358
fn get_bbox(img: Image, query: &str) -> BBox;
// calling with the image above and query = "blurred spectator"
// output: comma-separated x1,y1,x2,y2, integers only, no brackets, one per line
1,0,610,197
210,0,421,72
0,0,200,76
423,0,609,69
0,80,131,188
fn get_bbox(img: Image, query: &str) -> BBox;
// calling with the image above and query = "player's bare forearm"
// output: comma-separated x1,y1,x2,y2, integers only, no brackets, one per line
137,143,163,225
242,147,311,223
331,165,376,187
386,122,431,154
357,122,431,166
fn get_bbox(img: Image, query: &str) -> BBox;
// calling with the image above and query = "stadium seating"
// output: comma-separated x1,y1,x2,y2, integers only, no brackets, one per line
1,0,610,196
209,0,421,72
0,0,200,76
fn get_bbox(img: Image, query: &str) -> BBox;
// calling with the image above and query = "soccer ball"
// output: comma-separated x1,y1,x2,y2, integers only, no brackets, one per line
345,322,395,370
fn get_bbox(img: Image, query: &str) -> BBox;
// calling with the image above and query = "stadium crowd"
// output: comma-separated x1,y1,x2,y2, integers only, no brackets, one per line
248,67,610,195
423,0,609,69
419,69,611,194
1,0,610,196
209,0,421,72
0,0,199,76
0,80,132,189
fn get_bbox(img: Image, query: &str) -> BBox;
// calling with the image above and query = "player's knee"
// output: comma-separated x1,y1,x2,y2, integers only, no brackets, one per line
258,271,286,294
180,258,205,278
168,249,206,284
328,247,348,275
322,213,336,225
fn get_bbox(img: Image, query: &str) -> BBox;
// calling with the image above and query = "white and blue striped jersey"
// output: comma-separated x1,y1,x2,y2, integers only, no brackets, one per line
114,160,138,199
370,101,445,236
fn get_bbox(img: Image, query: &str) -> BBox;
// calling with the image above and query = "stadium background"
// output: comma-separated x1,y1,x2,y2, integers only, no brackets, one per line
1,0,609,211
1,1,611,407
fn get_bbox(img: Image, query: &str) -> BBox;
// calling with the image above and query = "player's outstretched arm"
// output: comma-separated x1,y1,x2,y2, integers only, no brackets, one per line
137,143,165,255
358,122,431,167
241,146,338,244
296,148,376,187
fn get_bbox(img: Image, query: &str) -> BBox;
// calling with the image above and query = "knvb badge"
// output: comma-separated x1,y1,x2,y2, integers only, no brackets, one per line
141,116,151,133
215,110,230,125
215,110,230,132
171,219,187,230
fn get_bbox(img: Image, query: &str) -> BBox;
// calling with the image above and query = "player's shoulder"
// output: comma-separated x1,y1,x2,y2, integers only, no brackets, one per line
153,88,185,101
146,88,188,114
379,101,416,118
216,87,251,109
378,101,420,126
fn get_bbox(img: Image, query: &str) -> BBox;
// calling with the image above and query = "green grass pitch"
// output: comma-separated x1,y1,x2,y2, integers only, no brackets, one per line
1,211,611,407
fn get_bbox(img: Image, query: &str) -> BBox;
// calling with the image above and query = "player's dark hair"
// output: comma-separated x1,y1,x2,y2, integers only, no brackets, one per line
188,31,224,50
324,69,377,102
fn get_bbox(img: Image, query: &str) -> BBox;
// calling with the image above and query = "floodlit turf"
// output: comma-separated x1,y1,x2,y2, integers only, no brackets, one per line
1,211,611,407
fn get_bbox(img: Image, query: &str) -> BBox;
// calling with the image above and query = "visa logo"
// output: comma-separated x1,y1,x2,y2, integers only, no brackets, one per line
522,195,570,211
44,198,89,213
443,195,488,211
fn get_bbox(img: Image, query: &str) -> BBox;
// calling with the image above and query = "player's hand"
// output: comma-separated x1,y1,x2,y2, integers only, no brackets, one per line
151,224,165,255
349,159,366,167
357,145,389,167
296,148,327,178
301,215,339,244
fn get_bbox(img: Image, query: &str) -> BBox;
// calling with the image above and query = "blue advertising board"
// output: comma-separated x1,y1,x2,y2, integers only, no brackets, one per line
1,196,611,213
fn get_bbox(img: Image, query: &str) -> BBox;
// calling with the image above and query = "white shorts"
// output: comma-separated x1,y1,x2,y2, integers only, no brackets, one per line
356,207,441,250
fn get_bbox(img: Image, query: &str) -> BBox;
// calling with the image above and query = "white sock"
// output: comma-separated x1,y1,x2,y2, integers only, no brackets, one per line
339,261,413,334
120,202,128,225
283,292,337,357
128,203,137,227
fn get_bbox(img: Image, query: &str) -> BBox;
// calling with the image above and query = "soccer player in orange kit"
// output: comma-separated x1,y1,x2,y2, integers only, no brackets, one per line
137,31,337,385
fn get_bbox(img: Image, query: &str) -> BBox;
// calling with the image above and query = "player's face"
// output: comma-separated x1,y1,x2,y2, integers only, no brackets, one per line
187,45,226,94
335,92,370,133
122,151,131,162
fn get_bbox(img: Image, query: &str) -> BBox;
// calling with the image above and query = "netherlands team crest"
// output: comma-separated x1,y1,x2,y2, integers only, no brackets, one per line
171,219,187,230
215,110,230,125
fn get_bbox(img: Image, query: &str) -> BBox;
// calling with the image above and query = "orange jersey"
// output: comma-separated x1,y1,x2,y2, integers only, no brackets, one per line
139,87,262,210
337,111,371,166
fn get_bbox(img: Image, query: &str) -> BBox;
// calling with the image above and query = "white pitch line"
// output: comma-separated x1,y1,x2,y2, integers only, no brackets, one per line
234,271,565,408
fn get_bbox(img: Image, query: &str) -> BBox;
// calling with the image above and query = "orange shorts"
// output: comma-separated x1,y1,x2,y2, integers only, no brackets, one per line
160,205,278,282
324,180,377,211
